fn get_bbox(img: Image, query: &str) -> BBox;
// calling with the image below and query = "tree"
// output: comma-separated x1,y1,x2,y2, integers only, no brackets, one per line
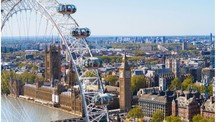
1,70,44,94
152,110,164,122
189,84,212,95
1,71,16,94
97,56,122,63
128,56,145,61
192,84,205,93
198,85,205,93
38,76,45,81
133,50,146,56
208,85,213,96
18,72,37,84
104,75,118,86
127,106,143,119
32,65,38,70
208,117,215,122
182,76,193,90
131,75,146,94
166,115,182,122
97,56,145,64
192,114,214,122
169,78,181,90
192,114,203,122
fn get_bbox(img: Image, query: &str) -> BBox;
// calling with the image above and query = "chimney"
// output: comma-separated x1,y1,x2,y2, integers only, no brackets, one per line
210,96,213,103
177,92,180,98
185,93,188,99
193,94,196,100
200,95,204,100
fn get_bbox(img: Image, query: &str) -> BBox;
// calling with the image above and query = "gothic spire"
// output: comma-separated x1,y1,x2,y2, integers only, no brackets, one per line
120,51,129,69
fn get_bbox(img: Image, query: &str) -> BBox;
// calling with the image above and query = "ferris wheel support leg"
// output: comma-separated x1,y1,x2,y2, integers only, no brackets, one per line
106,109,110,122
78,80,89,122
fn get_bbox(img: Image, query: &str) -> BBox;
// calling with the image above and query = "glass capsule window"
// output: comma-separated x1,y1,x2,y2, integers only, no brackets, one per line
57,4,76,14
71,28,91,38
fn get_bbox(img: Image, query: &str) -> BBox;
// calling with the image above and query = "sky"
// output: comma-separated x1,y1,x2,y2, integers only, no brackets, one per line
59,0,215,36
1,0,215,36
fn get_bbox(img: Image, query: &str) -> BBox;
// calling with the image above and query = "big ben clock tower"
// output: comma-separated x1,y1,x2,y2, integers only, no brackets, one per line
119,52,131,112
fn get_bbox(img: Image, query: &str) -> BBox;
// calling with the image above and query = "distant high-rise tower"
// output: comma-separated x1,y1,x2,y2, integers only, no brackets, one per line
119,52,131,112
210,33,213,43
45,44,61,82
162,36,166,43
182,41,187,50
210,48,215,68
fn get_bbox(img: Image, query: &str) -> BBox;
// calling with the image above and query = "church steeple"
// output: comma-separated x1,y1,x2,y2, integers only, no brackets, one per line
120,52,130,70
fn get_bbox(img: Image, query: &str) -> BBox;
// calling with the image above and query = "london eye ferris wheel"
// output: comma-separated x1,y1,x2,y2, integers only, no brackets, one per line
1,0,113,121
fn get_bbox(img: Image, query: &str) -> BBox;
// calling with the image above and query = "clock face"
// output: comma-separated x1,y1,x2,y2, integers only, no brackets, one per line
120,72,123,78
126,71,131,78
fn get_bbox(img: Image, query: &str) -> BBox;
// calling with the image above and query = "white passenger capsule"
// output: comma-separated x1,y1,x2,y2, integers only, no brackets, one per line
57,4,76,14
83,57,102,69
93,93,113,106
71,28,91,38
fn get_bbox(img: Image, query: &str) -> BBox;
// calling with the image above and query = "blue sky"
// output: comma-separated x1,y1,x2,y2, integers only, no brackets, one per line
59,0,215,36
1,0,215,37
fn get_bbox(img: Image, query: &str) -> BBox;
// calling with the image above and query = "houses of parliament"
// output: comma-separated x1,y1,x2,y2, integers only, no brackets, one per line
9,44,83,116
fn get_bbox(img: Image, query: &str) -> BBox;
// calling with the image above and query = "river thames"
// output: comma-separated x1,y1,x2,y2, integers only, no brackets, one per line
1,95,79,122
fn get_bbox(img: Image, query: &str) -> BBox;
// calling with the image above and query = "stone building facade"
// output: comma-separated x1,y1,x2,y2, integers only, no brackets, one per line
172,89,203,122
200,96,215,119
10,79,83,116
172,96,200,122
145,68,175,88
138,89,174,118
59,89,83,116
165,58,180,78
137,86,214,121
45,44,61,82
9,79,23,97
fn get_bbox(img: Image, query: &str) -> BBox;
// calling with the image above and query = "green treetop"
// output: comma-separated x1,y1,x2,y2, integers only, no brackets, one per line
152,110,164,122
131,75,146,94
169,78,181,90
182,76,193,90
127,106,143,119
104,75,118,86
165,115,183,122
192,114,214,122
